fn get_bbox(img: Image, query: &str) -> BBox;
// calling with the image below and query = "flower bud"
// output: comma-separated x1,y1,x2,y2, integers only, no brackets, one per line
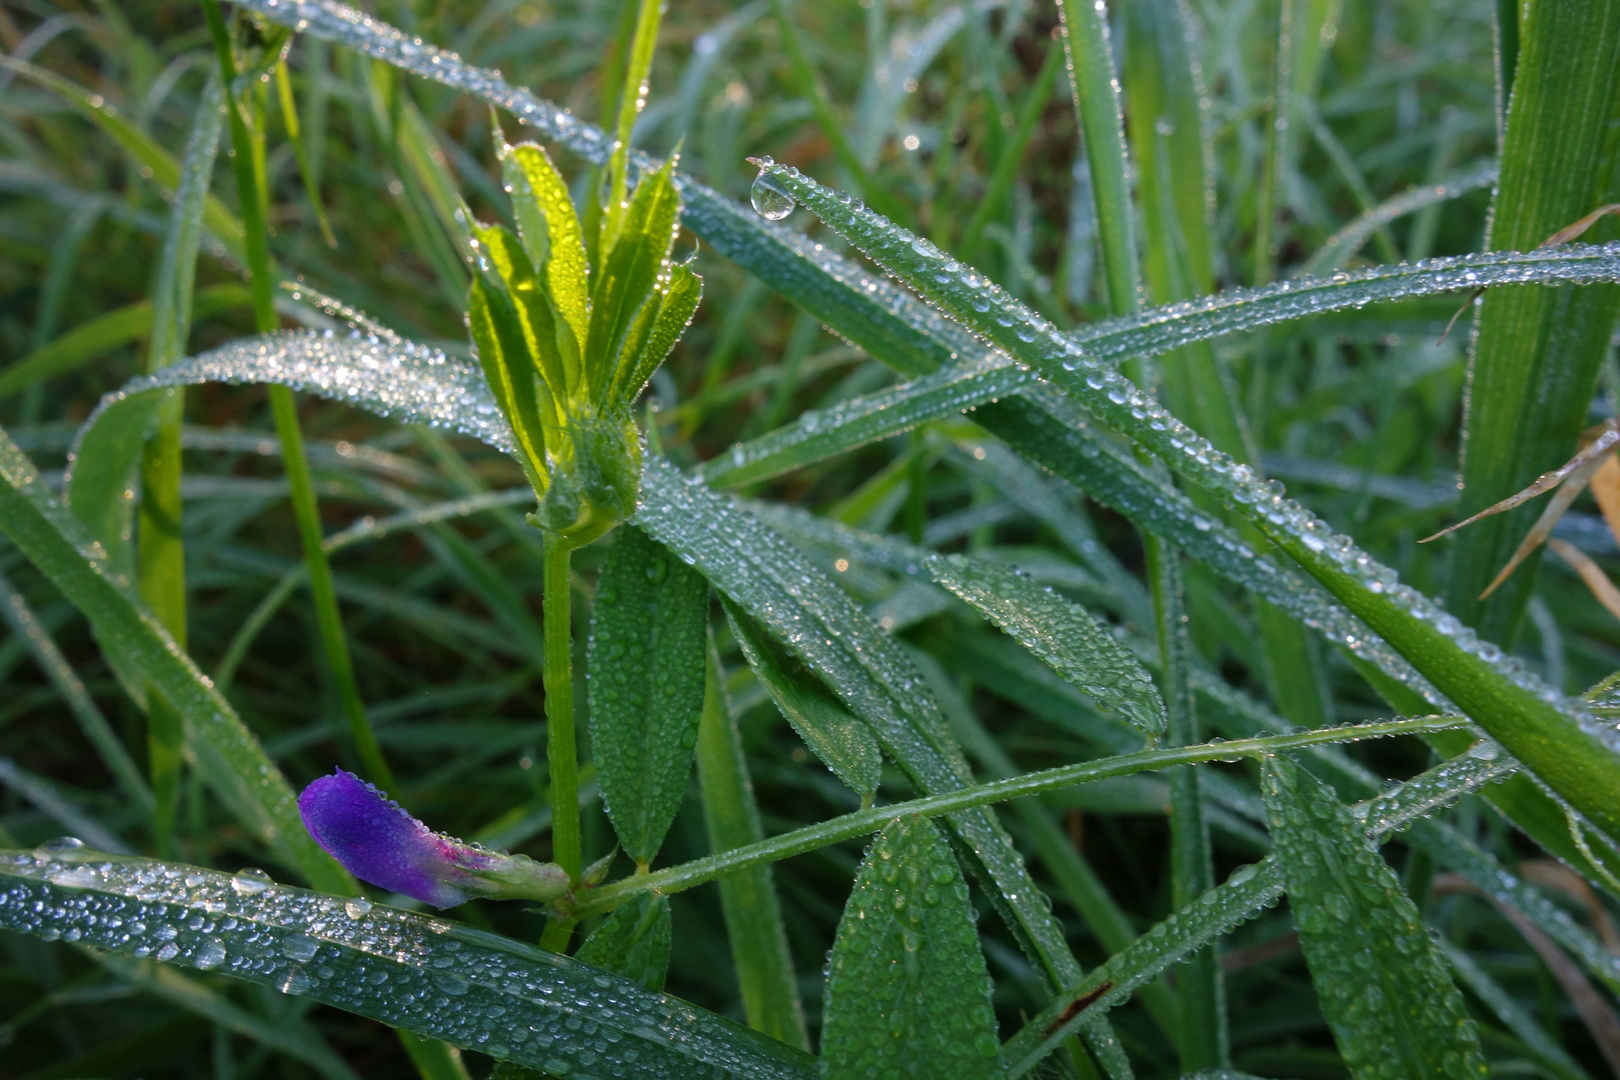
298,770,569,909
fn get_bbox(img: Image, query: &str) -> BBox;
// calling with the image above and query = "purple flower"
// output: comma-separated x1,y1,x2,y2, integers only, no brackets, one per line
298,770,569,909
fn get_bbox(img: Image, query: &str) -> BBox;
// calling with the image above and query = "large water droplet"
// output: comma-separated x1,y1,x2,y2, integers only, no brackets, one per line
231,867,272,895
749,172,796,220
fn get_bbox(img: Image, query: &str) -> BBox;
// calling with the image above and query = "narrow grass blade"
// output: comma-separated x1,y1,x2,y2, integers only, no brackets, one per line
820,816,1005,1079
1055,0,1139,315
1261,755,1488,1079
721,596,881,799
1301,162,1499,276
586,524,709,866
0,850,816,1079
1152,548,1225,1072
1438,941,1592,1080
0,425,347,892
924,553,1166,736
1445,0,1620,641
697,645,810,1050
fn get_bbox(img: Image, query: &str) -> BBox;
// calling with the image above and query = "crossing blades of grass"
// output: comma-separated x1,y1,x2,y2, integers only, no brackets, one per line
0,424,348,892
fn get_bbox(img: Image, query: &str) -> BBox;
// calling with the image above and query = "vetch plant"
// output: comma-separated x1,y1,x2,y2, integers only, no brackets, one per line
4,0,1620,1078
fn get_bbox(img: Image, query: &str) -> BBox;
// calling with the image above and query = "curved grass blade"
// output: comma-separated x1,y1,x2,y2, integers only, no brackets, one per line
0,850,815,1079
0,425,347,892
1300,162,1499,277
721,596,881,799
924,553,1165,737
820,817,1005,1080
587,524,709,867
1261,755,1488,1080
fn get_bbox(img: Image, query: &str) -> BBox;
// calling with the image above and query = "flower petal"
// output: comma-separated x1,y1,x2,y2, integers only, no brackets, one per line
298,770,470,908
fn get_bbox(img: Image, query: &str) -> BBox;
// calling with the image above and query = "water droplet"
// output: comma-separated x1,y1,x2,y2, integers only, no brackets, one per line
749,172,796,220
231,868,272,895
345,897,373,919
195,938,227,969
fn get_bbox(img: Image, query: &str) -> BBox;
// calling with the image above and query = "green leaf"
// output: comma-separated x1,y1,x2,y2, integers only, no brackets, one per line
0,850,816,1079
0,424,348,893
611,261,702,405
923,553,1165,737
820,817,1005,1080
721,596,882,798
697,645,810,1050
467,273,550,492
575,892,673,992
586,158,681,400
1260,755,1488,1080
502,140,591,354
470,219,571,415
1444,0,1620,640
586,523,709,865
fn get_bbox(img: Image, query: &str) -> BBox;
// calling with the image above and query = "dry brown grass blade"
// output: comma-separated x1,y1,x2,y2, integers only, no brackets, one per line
1590,455,1620,547
1422,422,1620,544
1435,873,1620,1077
1436,204,1620,345
1520,860,1620,954
1540,204,1620,249
1549,537,1620,622
1478,450,1615,598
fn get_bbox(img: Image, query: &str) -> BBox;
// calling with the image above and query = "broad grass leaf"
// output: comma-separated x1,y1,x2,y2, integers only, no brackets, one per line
721,596,882,798
575,892,673,992
924,553,1166,737
1261,756,1488,1080
587,524,709,865
0,850,814,1079
820,817,1004,1080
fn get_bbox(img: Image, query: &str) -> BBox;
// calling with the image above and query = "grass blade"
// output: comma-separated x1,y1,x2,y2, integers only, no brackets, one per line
696,644,810,1050
0,850,815,1079
0,424,347,892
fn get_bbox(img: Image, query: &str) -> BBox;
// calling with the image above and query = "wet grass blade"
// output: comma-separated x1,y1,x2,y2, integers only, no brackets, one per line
1444,0,1620,641
696,645,810,1050
754,157,1620,844
0,850,815,1079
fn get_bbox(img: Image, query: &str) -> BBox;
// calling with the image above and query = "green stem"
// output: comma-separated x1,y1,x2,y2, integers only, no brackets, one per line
200,0,393,792
544,534,581,884
568,714,1467,919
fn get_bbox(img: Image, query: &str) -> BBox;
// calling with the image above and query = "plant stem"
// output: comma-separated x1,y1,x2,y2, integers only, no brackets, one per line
569,714,1468,919
200,0,393,792
543,534,581,885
